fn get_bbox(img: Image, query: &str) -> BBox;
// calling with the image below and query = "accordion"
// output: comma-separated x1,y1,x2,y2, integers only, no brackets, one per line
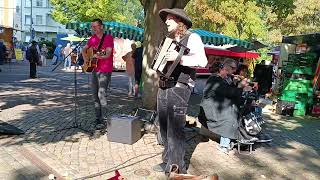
151,37,190,79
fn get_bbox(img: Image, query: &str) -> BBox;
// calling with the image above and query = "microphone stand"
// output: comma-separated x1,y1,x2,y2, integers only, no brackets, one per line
52,33,91,134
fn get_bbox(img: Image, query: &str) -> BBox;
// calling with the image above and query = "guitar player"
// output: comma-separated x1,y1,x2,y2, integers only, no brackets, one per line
82,18,114,130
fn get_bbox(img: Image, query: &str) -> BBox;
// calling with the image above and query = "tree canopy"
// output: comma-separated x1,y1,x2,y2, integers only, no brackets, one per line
185,0,320,44
267,0,320,40
50,0,143,25
185,0,267,41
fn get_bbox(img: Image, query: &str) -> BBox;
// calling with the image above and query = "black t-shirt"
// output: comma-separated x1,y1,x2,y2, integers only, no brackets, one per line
133,47,143,73
26,45,39,63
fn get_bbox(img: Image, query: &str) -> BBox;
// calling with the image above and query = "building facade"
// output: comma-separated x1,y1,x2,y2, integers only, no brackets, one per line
0,0,15,28
0,0,16,49
14,0,71,42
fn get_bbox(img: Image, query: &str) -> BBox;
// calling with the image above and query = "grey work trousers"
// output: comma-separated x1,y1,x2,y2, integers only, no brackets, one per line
157,84,191,174
92,72,112,123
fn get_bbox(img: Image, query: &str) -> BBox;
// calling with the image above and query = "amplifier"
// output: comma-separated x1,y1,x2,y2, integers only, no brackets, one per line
107,115,142,144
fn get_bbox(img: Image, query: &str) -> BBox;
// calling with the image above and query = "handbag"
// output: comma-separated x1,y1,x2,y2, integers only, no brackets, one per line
168,164,219,180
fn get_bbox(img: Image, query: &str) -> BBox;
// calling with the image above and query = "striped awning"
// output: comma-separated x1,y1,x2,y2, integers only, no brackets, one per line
66,21,144,41
190,29,253,49
66,22,253,48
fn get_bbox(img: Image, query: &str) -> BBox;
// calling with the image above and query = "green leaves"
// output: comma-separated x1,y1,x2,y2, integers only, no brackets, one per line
49,0,143,25
256,0,295,18
266,0,320,43
186,0,268,41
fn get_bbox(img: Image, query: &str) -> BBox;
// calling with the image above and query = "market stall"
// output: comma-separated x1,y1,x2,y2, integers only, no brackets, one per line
0,25,15,63
276,33,320,117
194,47,260,76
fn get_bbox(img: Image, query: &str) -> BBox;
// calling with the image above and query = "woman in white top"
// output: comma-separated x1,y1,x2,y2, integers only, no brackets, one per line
40,44,48,66
63,43,72,70
122,43,136,97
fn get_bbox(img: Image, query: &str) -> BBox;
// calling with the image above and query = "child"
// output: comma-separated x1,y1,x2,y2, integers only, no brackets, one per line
122,43,136,97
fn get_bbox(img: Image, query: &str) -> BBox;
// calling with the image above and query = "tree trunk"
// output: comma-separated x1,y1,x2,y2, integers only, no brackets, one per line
141,0,190,110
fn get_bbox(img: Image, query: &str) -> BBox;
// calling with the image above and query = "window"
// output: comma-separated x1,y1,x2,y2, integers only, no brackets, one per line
36,15,43,25
25,35,31,43
36,0,43,7
16,6,20,13
46,14,51,24
47,0,53,8
25,0,31,7
25,15,31,25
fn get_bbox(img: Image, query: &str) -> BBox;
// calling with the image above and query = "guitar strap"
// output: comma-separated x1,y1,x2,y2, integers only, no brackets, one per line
97,33,106,51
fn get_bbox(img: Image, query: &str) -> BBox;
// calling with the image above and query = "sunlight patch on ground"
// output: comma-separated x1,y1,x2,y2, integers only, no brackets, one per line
268,118,302,130
1,104,37,121
38,101,59,106
0,89,36,96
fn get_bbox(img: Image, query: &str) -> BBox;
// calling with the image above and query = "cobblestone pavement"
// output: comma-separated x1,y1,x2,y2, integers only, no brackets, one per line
0,61,319,180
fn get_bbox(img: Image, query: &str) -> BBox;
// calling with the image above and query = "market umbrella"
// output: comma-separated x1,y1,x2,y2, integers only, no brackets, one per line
60,35,89,42
66,21,144,41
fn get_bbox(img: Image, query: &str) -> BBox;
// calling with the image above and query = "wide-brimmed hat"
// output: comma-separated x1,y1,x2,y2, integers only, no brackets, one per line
159,8,192,29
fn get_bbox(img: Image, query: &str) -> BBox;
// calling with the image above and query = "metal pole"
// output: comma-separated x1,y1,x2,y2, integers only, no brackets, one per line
30,0,34,40
21,0,23,41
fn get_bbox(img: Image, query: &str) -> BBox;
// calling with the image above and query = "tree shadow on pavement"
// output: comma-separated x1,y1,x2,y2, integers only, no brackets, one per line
0,65,143,147
11,166,47,180
185,92,320,179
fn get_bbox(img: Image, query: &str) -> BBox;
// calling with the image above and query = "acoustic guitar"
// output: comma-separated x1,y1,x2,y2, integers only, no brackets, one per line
82,48,107,72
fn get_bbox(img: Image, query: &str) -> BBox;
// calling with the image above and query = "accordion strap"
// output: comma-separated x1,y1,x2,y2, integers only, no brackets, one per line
164,32,192,79
164,44,187,79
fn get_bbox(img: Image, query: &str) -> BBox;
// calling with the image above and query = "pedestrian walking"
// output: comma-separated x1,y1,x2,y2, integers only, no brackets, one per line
0,40,6,72
122,43,136,97
132,42,143,97
63,43,72,70
52,44,63,65
41,44,48,66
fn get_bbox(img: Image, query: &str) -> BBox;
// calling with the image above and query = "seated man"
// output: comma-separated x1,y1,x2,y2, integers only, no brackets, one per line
198,59,253,154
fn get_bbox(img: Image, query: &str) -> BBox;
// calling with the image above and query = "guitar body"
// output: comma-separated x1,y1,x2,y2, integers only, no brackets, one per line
83,48,98,72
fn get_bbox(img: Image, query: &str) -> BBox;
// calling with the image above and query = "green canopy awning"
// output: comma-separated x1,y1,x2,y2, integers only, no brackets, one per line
66,22,253,48
60,35,88,42
66,21,144,41
190,29,253,49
